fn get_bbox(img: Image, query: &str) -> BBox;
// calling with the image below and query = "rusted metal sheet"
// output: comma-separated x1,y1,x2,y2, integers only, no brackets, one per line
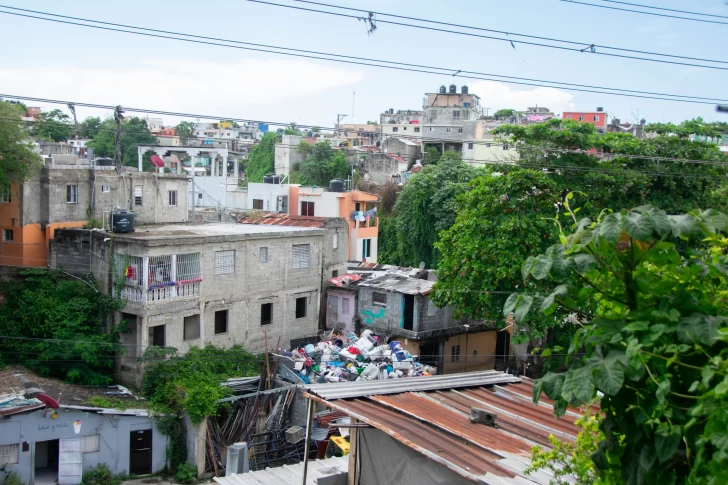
239,213,328,228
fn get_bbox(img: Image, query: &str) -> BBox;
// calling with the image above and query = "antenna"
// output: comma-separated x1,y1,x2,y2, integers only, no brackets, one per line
352,91,356,118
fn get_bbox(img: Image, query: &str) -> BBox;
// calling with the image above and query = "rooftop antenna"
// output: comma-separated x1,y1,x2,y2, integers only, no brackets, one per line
352,91,356,119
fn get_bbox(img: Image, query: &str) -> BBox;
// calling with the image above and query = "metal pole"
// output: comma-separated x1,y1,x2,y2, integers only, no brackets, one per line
191,155,196,222
301,397,314,485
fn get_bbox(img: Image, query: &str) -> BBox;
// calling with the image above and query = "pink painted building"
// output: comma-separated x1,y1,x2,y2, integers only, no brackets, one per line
563,107,608,133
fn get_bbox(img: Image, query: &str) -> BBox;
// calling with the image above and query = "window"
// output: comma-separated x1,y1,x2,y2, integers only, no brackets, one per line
403,127,407,130
168,190,177,206
148,255,172,286
473,350,478,357
215,310,228,335
133,186,143,205
215,250,236,275
150,325,165,347
446,128,452,133
579,115,585,121
373,292,387,306
301,201,315,216
0,444,19,466
295,297,307,318
176,252,200,281
101,185,110,193
392,127,399,132
457,128,463,133
260,247,268,263
67,184,78,203
468,143,474,150
332,270,339,278
0,185,10,203
452,110,460,120
82,435,100,453
593,115,600,122
362,239,372,259
292,244,310,269
183,314,200,340
2,229,13,242
429,127,433,132
253,199,264,210
342,297,350,315
450,344,461,363
261,303,272,326
333,233,338,249
414,127,420,133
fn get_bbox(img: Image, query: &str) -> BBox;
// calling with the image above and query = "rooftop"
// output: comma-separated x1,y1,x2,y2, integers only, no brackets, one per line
113,222,321,241
304,371,581,485
359,273,435,295
214,456,348,485
239,213,330,228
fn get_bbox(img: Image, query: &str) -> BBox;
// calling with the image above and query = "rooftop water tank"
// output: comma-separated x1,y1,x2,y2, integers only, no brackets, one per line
263,174,274,184
449,84,457,94
271,174,282,184
329,179,345,192
439,85,447,94
111,210,134,233
461,85,469,94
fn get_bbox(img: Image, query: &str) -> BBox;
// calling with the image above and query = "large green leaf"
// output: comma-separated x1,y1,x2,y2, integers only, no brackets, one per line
530,254,552,280
700,209,728,233
572,253,596,273
503,292,520,316
599,213,623,243
531,377,544,404
547,245,573,278
645,206,671,239
594,351,625,396
668,214,699,239
654,424,681,464
539,372,565,401
513,294,534,323
624,211,654,241
521,256,536,282
677,314,725,346
562,366,595,403
539,284,569,313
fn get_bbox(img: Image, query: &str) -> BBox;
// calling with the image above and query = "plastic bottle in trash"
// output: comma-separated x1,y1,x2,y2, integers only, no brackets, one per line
360,329,374,340
360,363,380,381
354,335,376,353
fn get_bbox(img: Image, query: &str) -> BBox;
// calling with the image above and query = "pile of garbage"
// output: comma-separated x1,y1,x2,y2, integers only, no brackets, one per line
279,329,437,384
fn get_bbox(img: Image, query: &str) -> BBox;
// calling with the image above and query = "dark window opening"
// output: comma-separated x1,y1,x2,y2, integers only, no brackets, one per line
261,303,272,326
150,325,165,347
253,199,264,210
451,344,461,363
301,201,315,216
496,331,511,363
215,310,228,335
183,314,200,341
295,297,307,319
403,294,414,331
372,292,386,306
332,270,339,278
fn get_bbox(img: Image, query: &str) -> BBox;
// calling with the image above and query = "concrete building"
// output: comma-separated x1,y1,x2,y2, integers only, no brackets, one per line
274,135,304,176
70,220,346,385
0,159,188,268
338,123,379,145
379,109,424,140
563,107,608,133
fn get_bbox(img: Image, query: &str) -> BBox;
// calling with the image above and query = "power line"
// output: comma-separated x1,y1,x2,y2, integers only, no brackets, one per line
599,0,728,19
561,0,728,25
0,8,725,104
279,0,728,67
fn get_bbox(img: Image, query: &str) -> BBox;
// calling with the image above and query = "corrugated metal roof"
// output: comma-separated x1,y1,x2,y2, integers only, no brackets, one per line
239,213,329,228
213,456,348,485
307,373,580,485
358,273,435,295
303,370,520,400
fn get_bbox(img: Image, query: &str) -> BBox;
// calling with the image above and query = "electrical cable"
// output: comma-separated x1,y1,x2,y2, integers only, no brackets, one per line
560,0,728,25
279,0,728,66
599,0,728,19
0,7,726,103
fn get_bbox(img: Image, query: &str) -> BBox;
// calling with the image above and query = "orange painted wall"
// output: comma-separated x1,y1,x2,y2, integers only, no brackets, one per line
288,186,300,216
443,330,497,374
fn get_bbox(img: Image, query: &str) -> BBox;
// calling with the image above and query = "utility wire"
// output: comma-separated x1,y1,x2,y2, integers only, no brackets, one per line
600,0,728,19
0,7,725,104
286,0,728,66
248,0,728,70
561,0,728,25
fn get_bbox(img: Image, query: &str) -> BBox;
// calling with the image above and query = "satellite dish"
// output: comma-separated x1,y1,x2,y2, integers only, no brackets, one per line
150,155,165,168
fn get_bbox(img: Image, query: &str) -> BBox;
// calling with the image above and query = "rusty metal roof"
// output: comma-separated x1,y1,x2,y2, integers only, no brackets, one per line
306,373,581,484
239,213,328,228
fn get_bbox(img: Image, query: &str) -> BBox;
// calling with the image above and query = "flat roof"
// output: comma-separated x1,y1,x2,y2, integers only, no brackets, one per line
113,222,321,241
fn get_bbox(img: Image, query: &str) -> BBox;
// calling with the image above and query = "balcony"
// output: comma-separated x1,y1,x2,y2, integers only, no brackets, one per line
116,253,202,304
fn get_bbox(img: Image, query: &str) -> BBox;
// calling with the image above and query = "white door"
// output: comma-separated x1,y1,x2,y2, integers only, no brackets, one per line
58,438,83,485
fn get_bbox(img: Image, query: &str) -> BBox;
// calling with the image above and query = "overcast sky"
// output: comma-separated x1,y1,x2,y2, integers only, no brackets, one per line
1,0,726,129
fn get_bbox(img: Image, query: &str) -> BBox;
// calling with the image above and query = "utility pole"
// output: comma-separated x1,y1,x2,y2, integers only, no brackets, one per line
114,105,124,169
191,155,196,222
336,113,347,133
67,103,78,138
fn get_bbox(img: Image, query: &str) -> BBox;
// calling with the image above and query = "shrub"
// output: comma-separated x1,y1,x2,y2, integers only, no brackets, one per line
173,462,198,484
82,463,122,485
4,471,25,485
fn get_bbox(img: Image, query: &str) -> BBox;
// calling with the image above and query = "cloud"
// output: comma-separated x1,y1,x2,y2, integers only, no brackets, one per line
0,58,364,121
468,81,575,114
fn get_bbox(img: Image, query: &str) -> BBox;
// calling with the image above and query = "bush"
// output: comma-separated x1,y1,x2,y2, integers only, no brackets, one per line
4,471,25,485
173,462,198,484
82,463,122,485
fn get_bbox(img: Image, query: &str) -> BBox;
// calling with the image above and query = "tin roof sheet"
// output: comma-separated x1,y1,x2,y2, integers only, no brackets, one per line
308,373,580,485
358,273,435,295
213,456,348,485
239,213,329,228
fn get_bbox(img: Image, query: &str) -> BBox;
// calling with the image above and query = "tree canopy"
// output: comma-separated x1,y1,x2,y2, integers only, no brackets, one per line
509,205,728,483
30,108,73,142
645,117,728,139
175,121,195,142
297,141,351,186
0,101,43,186
245,132,277,182
87,117,157,170
79,116,102,139
494,108,517,119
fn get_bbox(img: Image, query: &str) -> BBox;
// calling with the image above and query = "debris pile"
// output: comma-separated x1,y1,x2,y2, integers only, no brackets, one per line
279,329,436,384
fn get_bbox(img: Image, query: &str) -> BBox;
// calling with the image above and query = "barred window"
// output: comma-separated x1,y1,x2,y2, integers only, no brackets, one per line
67,185,78,203
148,255,172,286
168,190,177,207
134,186,143,206
118,255,143,286
373,292,387,306
292,244,310,269
260,247,268,263
0,185,10,203
0,444,19,465
215,250,235,275
176,253,200,281
83,435,100,453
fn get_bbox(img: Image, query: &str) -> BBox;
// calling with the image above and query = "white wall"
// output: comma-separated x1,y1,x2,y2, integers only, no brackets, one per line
247,182,290,212
298,192,340,218
355,236,378,263
189,176,247,210
381,124,422,139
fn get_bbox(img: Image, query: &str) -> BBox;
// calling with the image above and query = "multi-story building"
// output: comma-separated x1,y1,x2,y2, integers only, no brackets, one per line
338,123,379,145
0,157,188,268
563,107,608,133
379,109,424,140
245,181,380,262
59,218,348,384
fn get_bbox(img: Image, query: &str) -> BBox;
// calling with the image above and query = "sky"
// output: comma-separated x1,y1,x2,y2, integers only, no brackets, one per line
0,0,727,129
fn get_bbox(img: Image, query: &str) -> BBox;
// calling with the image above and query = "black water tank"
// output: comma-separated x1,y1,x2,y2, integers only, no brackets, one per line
449,84,457,94
330,179,345,192
95,157,114,166
111,210,135,233
439,85,446,94
461,85,469,94
271,174,282,184
263,174,274,184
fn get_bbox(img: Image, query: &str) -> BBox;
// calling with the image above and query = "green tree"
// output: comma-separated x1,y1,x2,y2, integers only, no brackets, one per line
0,269,124,384
284,122,303,136
423,145,441,165
30,109,73,142
79,116,102,139
298,141,351,186
508,204,728,483
381,153,475,267
430,169,558,329
494,108,516,119
0,101,43,186
245,132,277,182
645,117,727,139
87,117,157,170
175,121,196,144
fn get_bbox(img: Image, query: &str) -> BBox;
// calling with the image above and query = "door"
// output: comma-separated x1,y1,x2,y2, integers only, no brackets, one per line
403,295,414,331
130,429,153,475
496,331,510,362
58,438,82,485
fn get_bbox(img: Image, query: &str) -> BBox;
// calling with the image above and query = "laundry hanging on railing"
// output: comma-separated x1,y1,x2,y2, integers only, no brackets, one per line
351,207,377,221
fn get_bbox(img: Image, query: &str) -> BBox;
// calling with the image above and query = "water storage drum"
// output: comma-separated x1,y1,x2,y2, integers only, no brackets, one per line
329,179,345,192
111,210,135,233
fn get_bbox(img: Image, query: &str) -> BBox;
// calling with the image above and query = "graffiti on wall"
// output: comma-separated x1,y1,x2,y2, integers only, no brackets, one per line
361,307,385,324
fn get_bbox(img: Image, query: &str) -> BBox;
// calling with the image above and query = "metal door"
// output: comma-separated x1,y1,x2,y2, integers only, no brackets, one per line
130,429,153,475
58,438,83,485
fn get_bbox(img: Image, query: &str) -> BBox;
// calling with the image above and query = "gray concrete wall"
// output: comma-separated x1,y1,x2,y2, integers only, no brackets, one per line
0,408,167,485
363,154,399,185
274,135,303,176
49,229,92,276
